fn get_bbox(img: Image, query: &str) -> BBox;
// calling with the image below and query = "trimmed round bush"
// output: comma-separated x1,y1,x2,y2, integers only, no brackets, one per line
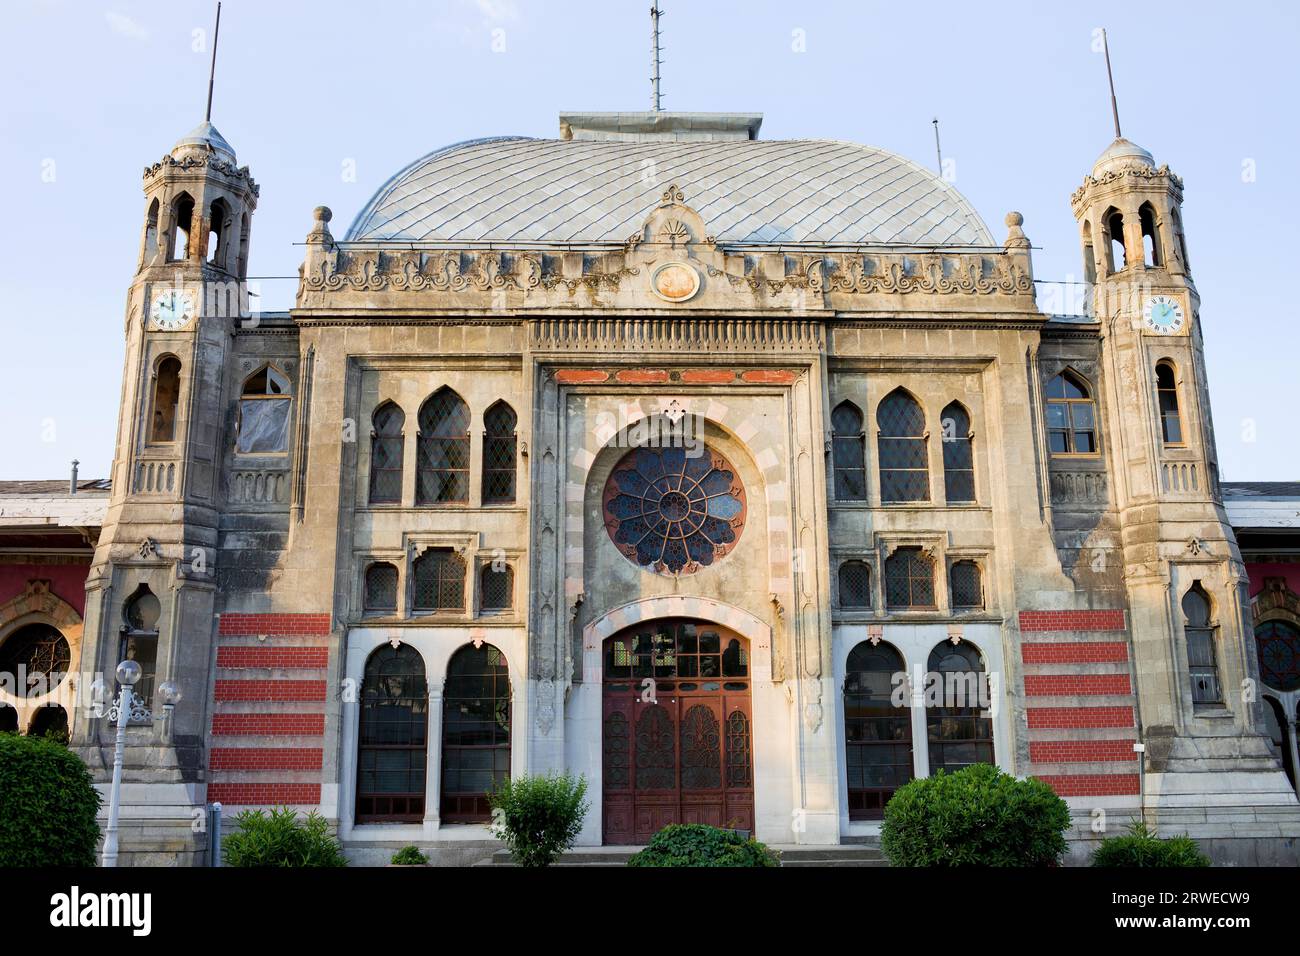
627,824,779,867
222,807,347,867
0,732,101,866
1091,821,1210,867
390,845,429,866
881,763,1070,867
489,772,589,867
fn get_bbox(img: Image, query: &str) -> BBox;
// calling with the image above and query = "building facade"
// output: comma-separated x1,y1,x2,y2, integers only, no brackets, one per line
45,108,1300,864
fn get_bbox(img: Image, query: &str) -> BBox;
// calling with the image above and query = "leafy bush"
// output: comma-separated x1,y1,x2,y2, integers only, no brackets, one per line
390,845,429,866
627,824,779,867
1091,821,1210,867
881,763,1070,867
488,772,589,867
222,807,347,867
0,732,102,866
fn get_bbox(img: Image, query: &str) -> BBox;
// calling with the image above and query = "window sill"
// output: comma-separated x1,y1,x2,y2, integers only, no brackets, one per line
1192,706,1234,719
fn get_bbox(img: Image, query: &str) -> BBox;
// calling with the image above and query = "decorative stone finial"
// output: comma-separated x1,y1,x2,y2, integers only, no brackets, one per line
307,206,334,247
1003,211,1030,250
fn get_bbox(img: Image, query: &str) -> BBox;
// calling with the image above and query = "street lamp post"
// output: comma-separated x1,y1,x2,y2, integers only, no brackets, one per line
100,661,182,868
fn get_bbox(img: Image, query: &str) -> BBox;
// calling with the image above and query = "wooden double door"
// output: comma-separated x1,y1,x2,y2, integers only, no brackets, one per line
601,620,754,845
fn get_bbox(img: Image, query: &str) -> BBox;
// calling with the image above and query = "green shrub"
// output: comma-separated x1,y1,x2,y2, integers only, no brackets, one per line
1091,821,1210,867
222,807,347,867
881,763,1070,867
627,824,779,867
390,845,429,866
0,731,102,866
488,772,589,867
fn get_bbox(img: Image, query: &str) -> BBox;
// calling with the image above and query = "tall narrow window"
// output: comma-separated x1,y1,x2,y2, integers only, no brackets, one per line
169,193,194,262
356,643,428,822
208,198,230,267
877,389,928,503
1104,207,1126,272
1182,583,1221,706
1081,220,1096,284
364,562,398,614
885,547,935,610
1171,208,1190,272
416,387,470,504
412,547,465,612
831,401,867,501
150,357,181,443
1156,362,1183,445
926,642,994,775
368,402,404,504
121,585,161,711
1139,202,1162,268
142,198,160,266
838,560,872,609
442,643,511,823
1045,371,1097,455
482,401,517,504
949,560,983,611
480,564,513,612
236,366,291,454
941,401,975,503
843,641,912,819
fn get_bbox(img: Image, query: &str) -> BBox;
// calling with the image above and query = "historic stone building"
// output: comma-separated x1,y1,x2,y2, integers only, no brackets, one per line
40,104,1300,864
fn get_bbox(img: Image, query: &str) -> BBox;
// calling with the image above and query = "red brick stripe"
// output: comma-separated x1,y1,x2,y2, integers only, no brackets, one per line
218,613,331,636
217,646,329,669
207,783,321,806
554,369,609,385
1019,610,1125,632
1026,706,1134,729
1023,674,1132,696
680,369,736,384
214,679,327,702
210,748,324,772
1029,740,1139,763
739,369,796,385
1022,642,1128,664
614,369,669,384
1034,774,1140,797
212,713,326,736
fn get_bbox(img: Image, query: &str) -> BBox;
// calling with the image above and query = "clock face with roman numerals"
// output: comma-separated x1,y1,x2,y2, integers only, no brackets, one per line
1142,294,1185,335
149,289,196,331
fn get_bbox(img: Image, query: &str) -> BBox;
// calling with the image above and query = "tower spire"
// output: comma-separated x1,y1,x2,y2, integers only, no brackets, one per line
650,3,663,112
204,2,222,123
1101,27,1122,139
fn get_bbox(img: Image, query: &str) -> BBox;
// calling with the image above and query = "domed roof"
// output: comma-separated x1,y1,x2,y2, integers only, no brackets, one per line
345,133,995,247
1092,137,1154,176
172,121,236,162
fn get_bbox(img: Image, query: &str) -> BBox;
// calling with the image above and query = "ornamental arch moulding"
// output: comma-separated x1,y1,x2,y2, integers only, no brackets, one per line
1254,577,1300,627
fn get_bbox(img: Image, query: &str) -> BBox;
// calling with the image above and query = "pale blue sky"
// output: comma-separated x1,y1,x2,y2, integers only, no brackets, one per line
1,0,1296,481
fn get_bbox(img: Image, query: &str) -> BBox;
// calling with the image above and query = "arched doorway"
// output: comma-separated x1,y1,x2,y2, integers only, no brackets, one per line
441,643,511,823
843,640,912,819
602,619,753,844
356,643,428,823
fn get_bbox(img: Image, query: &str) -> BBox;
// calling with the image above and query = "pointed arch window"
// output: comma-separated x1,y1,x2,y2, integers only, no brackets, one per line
877,390,928,503
412,547,465,613
142,198,160,267
1045,371,1097,455
949,560,983,611
120,585,160,711
364,562,398,614
150,356,182,443
442,643,511,822
236,366,292,455
831,401,867,501
208,198,230,268
482,401,517,504
1182,583,1221,706
368,402,404,504
1139,202,1162,268
1081,219,1096,284
416,388,470,504
941,402,975,503
843,640,912,819
356,643,428,822
838,560,872,609
1104,207,1127,272
169,193,194,262
926,641,994,775
885,547,935,610
1155,362,1183,445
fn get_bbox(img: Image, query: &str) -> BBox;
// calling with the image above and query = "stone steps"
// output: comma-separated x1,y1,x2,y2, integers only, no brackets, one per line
481,841,888,867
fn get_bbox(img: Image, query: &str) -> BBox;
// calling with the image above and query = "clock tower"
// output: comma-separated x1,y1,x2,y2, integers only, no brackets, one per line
71,121,258,862
1073,137,1293,819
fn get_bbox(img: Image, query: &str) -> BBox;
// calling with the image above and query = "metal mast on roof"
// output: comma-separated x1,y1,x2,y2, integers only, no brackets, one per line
1101,27,1122,138
650,3,663,111
932,117,943,173
204,2,222,123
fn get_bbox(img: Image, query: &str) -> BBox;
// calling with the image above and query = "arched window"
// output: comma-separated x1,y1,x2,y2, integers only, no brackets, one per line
885,547,935,610
412,548,465,612
0,705,16,733
1155,362,1183,445
480,564,513,612
1182,583,1221,706
416,388,470,504
482,401,517,504
150,356,181,443
949,560,983,610
208,197,230,268
1171,207,1190,272
831,401,866,501
838,560,872,609
843,641,911,819
121,585,160,708
1045,371,1097,455
1081,220,1096,285
926,641,994,775
169,192,194,262
236,212,250,278
0,623,71,698
1262,697,1295,790
1256,620,1300,692
356,643,428,823
877,389,928,503
236,366,291,455
1103,207,1126,272
28,706,68,741
442,643,511,823
941,401,975,503
142,198,160,266
368,402,404,504
364,562,398,615
1139,202,1162,268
